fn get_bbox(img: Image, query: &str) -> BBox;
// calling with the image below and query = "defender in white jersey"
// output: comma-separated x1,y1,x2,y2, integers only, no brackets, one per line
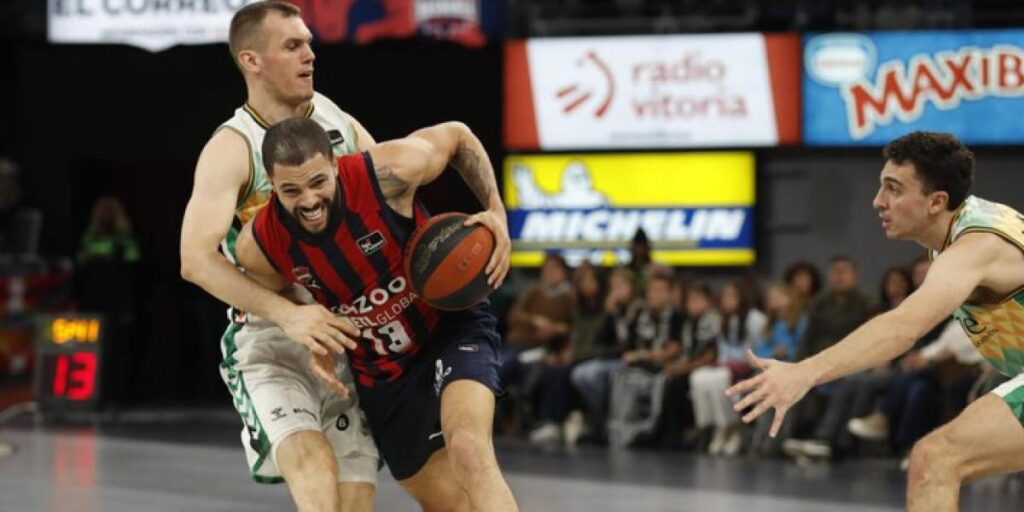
180,3,378,511
728,131,1024,512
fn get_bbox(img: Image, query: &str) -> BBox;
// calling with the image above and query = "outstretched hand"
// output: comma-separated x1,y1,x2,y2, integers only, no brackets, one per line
464,208,511,289
725,349,817,438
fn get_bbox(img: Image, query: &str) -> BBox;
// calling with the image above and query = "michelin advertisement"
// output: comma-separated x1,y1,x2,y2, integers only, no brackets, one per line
504,153,756,267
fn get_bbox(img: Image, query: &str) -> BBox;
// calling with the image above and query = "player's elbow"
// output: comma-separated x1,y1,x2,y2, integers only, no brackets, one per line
437,121,472,147
179,247,210,284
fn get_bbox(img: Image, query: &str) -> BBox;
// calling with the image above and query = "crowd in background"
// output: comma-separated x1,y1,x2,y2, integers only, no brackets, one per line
495,229,1003,469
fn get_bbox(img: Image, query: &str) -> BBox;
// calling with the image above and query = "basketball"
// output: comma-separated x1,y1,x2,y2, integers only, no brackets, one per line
404,212,495,311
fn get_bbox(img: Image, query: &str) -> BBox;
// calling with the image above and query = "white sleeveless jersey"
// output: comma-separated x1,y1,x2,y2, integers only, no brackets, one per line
218,91,360,263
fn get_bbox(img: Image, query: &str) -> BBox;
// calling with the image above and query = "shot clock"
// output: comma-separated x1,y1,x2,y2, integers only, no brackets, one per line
33,314,105,413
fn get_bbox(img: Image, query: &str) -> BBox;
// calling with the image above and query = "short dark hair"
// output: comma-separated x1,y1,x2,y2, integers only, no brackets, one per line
228,1,302,64
783,261,822,296
647,273,672,289
262,118,333,176
882,131,974,210
830,255,856,268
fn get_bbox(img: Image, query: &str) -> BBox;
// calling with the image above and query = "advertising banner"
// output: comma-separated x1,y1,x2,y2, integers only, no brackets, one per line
48,0,257,52
48,0,497,52
804,30,1024,145
504,152,756,267
505,34,800,149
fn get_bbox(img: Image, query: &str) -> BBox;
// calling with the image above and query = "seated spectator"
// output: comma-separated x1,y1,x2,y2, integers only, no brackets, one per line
749,282,809,455
783,260,822,305
606,274,682,448
790,266,913,459
571,267,642,442
753,282,808,362
529,262,606,447
500,253,575,433
779,256,873,461
690,280,767,456
650,281,720,450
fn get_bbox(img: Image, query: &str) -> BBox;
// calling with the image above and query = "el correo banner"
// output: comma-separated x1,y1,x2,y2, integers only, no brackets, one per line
804,30,1024,145
48,0,260,52
504,34,800,150
504,152,756,267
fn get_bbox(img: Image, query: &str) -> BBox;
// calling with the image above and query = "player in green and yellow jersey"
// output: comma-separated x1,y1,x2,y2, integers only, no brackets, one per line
729,131,1024,512
179,2,378,511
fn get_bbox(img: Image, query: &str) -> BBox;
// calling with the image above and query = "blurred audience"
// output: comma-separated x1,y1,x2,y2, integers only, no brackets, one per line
503,250,982,469
783,261,822,304
779,256,873,460
690,280,767,456
606,274,682,447
651,281,719,450
501,253,575,434
528,262,607,448
571,267,642,442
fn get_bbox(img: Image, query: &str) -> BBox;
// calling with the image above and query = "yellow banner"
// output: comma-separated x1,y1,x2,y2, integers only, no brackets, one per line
504,152,754,207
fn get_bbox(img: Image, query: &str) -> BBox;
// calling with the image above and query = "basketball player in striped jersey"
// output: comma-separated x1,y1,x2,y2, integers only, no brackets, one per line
180,2,378,510
233,118,517,511
729,131,1024,511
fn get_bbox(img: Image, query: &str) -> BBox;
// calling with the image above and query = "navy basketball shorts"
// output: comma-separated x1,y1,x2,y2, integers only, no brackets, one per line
354,303,504,481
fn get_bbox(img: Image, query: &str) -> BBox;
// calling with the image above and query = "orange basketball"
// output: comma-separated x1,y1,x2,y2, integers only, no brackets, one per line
403,213,495,311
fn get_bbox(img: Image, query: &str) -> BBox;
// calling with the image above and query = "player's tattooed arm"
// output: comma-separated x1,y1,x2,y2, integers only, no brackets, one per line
451,139,497,207
376,164,410,200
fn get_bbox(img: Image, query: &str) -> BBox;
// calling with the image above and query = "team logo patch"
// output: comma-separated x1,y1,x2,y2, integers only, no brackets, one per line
270,407,287,421
357,230,386,255
292,408,316,421
433,359,452,397
292,266,322,290
336,414,349,431
326,129,346,147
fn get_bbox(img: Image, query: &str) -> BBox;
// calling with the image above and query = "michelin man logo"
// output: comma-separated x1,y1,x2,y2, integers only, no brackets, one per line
513,161,609,209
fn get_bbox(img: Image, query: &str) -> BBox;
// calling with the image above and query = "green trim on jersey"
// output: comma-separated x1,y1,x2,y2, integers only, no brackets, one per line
1000,384,1024,424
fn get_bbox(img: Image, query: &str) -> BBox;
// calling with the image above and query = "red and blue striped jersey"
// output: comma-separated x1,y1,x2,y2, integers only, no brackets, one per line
251,152,441,387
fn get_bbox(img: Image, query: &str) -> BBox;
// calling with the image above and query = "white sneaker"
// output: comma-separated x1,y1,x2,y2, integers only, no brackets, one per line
722,428,743,456
848,411,889,441
782,439,806,459
801,439,832,459
529,423,561,445
563,411,585,448
708,427,728,455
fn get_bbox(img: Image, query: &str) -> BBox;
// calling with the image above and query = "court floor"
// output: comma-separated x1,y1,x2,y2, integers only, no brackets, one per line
0,408,1021,511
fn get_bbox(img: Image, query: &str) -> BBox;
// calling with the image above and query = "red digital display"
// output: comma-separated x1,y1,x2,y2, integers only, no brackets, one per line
50,351,97,400
34,314,105,411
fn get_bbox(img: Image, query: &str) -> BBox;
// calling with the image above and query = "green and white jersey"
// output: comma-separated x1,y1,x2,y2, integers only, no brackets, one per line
218,91,359,263
932,195,1024,377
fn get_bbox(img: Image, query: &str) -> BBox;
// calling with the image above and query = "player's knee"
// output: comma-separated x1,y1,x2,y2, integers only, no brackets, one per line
908,430,961,487
445,429,492,475
338,482,376,512
278,432,339,483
